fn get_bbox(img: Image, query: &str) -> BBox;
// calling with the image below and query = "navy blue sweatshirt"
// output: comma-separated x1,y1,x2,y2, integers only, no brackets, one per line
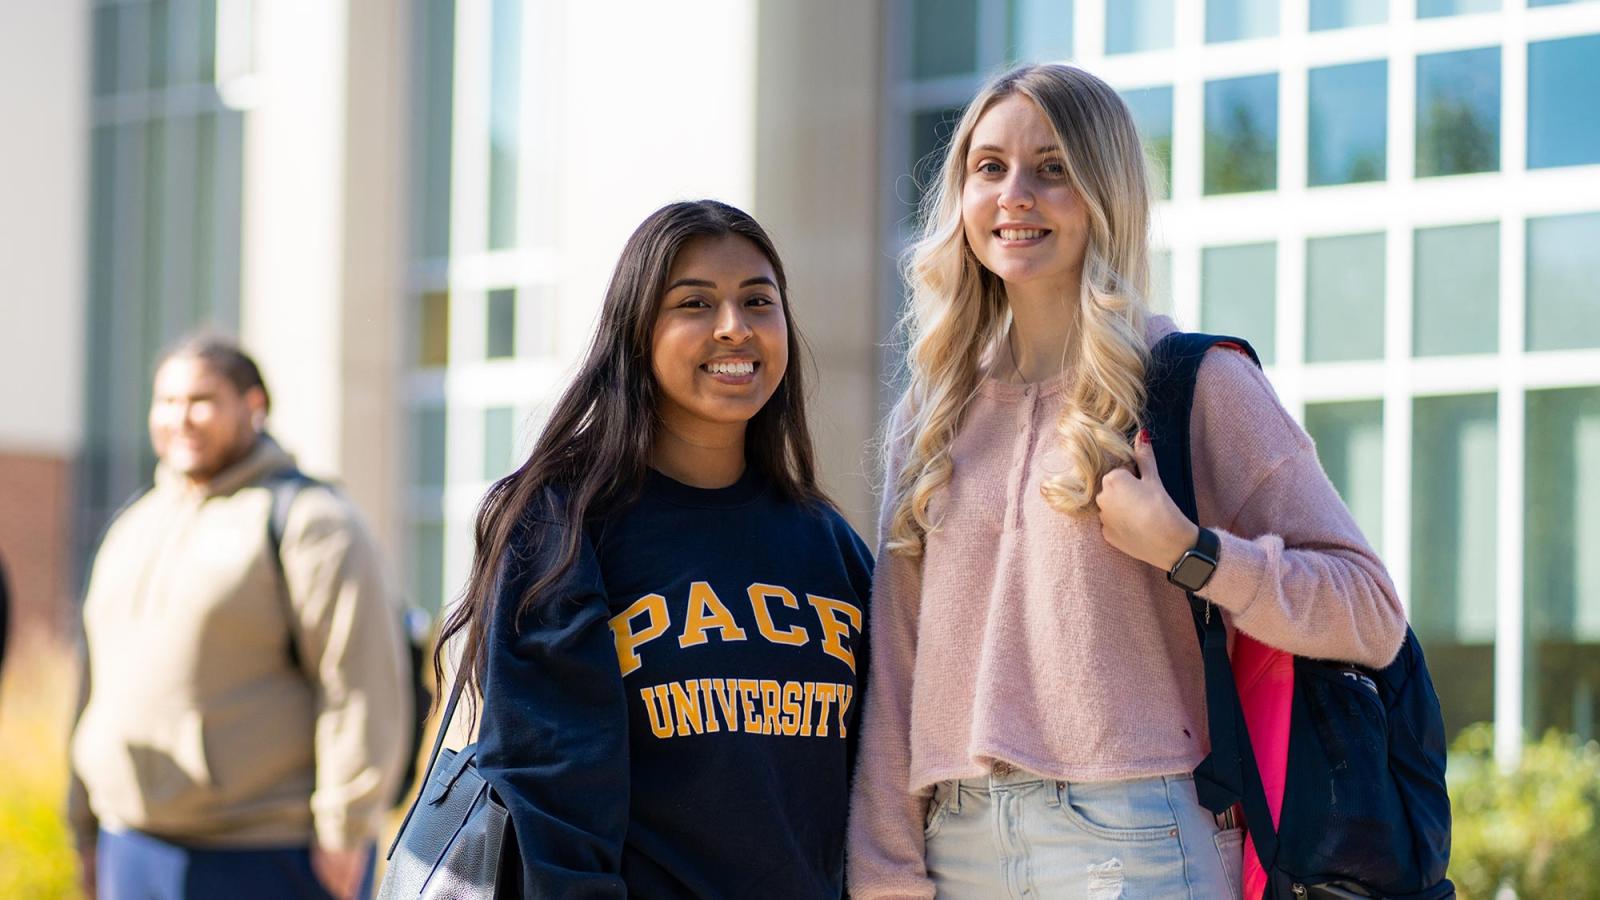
477,468,873,899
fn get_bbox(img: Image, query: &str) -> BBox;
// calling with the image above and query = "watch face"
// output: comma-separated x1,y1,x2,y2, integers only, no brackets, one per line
1172,554,1216,588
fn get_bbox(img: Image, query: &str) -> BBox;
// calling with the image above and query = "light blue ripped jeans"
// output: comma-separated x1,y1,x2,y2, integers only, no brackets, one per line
923,766,1243,899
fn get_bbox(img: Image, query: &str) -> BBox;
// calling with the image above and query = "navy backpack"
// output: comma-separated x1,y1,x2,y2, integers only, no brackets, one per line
1143,332,1455,900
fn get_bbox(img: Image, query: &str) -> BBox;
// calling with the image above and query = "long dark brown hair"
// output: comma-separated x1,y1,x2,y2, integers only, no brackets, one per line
435,200,828,710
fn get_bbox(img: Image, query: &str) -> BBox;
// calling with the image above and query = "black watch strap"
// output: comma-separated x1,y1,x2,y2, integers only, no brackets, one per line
1167,526,1221,592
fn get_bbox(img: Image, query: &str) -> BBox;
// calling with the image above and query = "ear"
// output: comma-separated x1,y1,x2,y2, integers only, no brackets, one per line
244,386,269,431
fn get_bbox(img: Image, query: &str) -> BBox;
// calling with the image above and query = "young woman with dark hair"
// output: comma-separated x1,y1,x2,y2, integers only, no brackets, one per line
436,199,872,899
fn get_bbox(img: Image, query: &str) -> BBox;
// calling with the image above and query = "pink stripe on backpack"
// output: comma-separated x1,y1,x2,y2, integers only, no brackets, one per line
1231,631,1294,900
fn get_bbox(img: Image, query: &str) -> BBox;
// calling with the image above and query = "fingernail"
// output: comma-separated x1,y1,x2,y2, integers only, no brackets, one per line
1139,429,1150,443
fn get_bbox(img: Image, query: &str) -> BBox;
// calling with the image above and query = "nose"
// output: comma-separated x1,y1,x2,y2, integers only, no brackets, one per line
714,303,752,344
998,170,1035,212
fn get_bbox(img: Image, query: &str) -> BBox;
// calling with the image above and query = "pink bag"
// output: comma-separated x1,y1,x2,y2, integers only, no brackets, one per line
1230,632,1294,900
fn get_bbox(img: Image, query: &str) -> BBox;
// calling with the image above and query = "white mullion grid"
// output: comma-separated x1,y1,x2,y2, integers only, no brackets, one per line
1494,2,1532,770
1075,0,1104,59
1278,22,1311,420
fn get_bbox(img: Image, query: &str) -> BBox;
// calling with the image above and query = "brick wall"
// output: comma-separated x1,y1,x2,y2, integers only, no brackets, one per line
0,450,74,640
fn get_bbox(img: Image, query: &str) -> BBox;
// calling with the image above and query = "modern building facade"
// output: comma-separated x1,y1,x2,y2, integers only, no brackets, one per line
885,0,1600,763
52,0,1600,772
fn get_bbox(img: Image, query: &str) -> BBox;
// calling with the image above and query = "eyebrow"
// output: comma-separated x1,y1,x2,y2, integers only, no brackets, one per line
969,144,1062,156
666,276,778,291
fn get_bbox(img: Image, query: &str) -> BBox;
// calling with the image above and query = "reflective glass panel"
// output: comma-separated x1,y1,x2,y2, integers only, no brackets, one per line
1149,248,1173,316
1201,243,1276,364
1207,0,1278,43
1205,74,1278,194
411,521,446,612
488,0,521,250
1418,0,1499,15
1528,35,1600,170
1414,223,1498,357
1122,86,1173,200
1309,0,1387,29
1106,0,1175,54
1412,393,1498,743
1306,233,1385,363
1009,0,1073,62
908,106,962,218
483,406,516,481
487,288,516,359
1304,400,1384,547
1309,60,1387,186
913,0,979,77
1525,387,1600,742
415,407,448,488
420,291,450,366
1527,212,1600,352
417,0,455,258
1416,47,1501,177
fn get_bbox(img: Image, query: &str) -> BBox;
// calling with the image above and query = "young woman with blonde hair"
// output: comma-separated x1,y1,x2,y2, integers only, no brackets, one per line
847,63,1406,899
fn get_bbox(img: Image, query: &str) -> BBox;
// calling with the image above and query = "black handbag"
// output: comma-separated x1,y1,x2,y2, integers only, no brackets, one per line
378,678,511,899
1144,332,1455,900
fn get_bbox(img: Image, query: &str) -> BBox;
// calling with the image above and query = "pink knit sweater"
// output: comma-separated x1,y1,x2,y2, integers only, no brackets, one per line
845,317,1407,900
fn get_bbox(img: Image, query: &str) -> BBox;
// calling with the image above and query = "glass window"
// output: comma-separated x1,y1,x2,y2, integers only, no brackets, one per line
414,407,448,488
1201,243,1277,364
1149,248,1173,316
483,406,516,480
1411,393,1498,743
1206,0,1278,43
1417,0,1499,16
488,0,521,250
1525,387,1600,742
1309,0,1387,29
1122,86,1173,200
912,0,979,77
149,0,171,89
420,291,450,366
1528,34,1600,170
1204,74,1278,195
94,5,119,96
1308,60,1387,187
411,521,447,612
487,288,516,359
1106,0,1175,55
1008,0,1072,62
416,0,455,258
196,0,218,83
1306,233,1385,363
1304,400,1383,547
1527,212,1600,352
1414,223,1498,357
1416,47,1501,178
908,106,962,218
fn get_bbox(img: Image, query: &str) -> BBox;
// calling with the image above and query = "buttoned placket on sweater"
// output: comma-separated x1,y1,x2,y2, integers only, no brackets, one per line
845,315,1408,900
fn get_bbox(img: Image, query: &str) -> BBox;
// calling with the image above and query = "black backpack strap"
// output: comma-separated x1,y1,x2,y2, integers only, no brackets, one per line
263,468,319,670
1144,332,1281,868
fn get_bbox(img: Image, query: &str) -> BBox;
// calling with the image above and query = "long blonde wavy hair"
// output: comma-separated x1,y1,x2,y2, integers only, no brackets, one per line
886,63,1154,557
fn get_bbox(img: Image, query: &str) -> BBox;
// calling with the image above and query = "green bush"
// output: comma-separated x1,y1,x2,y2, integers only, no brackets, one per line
1448,723,1600,899
0,644,83,899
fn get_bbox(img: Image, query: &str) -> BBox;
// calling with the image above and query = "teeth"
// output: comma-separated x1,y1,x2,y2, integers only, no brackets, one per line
706,361,755,376
999,228,1047,241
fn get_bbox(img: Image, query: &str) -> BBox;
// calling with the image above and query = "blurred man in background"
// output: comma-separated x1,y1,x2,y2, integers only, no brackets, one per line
68,335,412,900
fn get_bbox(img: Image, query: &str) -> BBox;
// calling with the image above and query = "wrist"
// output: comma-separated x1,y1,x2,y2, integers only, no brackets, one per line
1160,520,1201,570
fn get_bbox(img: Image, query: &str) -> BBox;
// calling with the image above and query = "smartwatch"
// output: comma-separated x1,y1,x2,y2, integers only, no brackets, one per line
1167,526,1220,593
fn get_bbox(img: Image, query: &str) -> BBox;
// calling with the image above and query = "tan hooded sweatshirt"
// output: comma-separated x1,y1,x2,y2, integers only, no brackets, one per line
68,437,412,851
